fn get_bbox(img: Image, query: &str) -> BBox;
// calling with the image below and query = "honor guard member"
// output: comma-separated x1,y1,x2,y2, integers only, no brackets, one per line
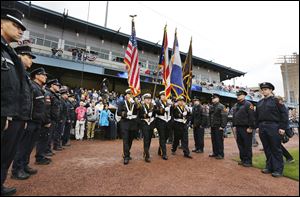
154,91,172,160
45,79,62,153
56,87,69,150
191,96,205,153
139,93,155,163
117,89,140,165
11,45,39,180
209,93,228,159
1,7,27,196
256,82,288,177
171,96,192,159
232,90,255,167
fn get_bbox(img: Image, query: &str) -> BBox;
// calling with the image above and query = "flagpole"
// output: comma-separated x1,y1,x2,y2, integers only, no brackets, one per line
152,63,161,99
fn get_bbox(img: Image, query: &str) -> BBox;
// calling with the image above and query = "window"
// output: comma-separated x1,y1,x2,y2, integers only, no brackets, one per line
44,40,51,47
36,38,44,46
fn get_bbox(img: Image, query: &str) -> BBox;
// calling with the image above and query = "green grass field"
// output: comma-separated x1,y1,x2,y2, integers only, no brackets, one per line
235,149,299,181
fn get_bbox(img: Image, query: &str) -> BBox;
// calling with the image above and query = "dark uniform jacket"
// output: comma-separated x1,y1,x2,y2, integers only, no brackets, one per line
1,36,26,118
117,100,140,120
45,88,61,122
209,102,228,128
66,100,76,122
232,100,255,128
42,89,52,126
255,96,288,130
173,105,191,123
191,105,204,128
138,103,155,120
20,71,33,121
59,98,68,122
31,81,46,123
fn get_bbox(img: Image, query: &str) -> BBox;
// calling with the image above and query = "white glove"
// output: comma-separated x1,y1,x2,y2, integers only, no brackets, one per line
148,112,153,117
183,111,187,116
127,111,133,116
152,100,156,106
167,99,173,105
165,107,170,112
129,98,134,103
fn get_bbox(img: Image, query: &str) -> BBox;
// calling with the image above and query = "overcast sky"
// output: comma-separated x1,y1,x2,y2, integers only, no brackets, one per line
30,1,299,96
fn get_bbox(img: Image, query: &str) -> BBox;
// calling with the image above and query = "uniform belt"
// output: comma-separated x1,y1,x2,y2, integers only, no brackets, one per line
126,115,137,120
174,119,187,124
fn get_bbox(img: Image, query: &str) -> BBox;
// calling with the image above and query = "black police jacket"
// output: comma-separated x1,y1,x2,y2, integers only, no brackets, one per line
66,100,76,121
42,89,52,125
59,98,68,121
209,102,228,128
45,88,61,121
232,100,255,128
31,81,46,123
255,96,288,130
191,105,204,128
20,72,33,121
1,36,26,118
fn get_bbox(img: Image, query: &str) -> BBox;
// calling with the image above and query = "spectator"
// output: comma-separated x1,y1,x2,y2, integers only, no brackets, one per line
77,49,82,61
72,48,77,60
99,104,111,139
86,102,98,140
92,90,99,102
75,101,87,140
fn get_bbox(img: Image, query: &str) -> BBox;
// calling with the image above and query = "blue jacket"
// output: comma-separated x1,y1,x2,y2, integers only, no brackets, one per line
99,109,111,126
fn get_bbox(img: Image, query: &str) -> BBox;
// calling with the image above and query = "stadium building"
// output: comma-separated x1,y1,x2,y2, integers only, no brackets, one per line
12,1,259,105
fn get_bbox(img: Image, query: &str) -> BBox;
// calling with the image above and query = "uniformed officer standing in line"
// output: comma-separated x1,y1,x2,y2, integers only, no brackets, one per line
34,69,52,165
56,87,68,150
117,89,140,165
256,82,288,177
1,7,27,196
62,93,76,147
232,90,255,167
191,96,205,153
209,94,228,159
171,96,193,159
154,91,173,160
139,93,155,163
11,46,40,180
45,79,62,153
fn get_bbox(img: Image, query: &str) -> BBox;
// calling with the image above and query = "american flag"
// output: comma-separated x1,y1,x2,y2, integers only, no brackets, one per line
158,25,171,98
124,19,140,96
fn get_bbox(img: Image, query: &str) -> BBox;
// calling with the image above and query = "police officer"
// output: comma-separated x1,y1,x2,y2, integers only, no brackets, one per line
256,82,288,177
154,91,172,160
33,69,52,165
191,96,205,153
62,93,75,146
1,7,27,196
171,96,193,159
45,79,62,153
11,46,40,180
56,87,68,150
117,89,140,165
232,90,255,167
209,93,228,159
139,93,155,163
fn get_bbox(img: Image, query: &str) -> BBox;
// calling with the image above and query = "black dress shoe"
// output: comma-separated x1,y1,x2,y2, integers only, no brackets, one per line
261,169,272,174
162,156,168,160
215,155,224,160
242,163,252,167
1,186,16,196
195,150,203,153
45,152,55,157
238,161,244,165
24,166,38,175
35,159,51,165
192,149,198,152
209,154,217,157
272,172,283,177
11,170,30,180
53,147,63,151
145,158,151,163
184,155,193,159
124,159,129,165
